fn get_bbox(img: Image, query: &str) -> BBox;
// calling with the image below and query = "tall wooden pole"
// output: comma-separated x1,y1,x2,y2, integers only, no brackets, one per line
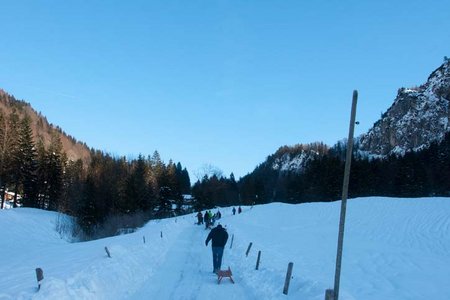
333,90,358,300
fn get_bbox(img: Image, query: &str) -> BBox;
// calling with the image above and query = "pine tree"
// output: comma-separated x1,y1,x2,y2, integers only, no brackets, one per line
17,116,38,208
61,159,84,214
0,109,7,209
5,111,20,207
175,162,191,195
43,133,64,210
123,155,150,213
77,175,99,238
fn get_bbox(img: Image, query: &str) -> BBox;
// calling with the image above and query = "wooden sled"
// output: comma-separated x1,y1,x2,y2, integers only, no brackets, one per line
217,267,235,284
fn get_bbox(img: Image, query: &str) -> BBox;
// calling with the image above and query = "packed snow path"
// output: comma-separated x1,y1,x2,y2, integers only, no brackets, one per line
128,223,252,300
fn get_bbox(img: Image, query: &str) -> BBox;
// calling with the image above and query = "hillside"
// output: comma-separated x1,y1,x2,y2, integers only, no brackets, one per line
0,89,91,166
1,197,449,300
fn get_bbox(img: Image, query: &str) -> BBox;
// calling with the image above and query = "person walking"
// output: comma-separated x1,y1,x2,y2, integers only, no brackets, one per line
205,224,229,273
232,207,236,215
197,211,203,225
208,210,215,227
204,211,210,229
238,206,242,214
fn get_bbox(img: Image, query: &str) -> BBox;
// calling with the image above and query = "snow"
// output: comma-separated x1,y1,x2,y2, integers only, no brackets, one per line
1,197,450,300
272,151,315,173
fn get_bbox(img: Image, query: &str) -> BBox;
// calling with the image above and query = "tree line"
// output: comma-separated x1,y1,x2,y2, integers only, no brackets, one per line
75,151,191,239
0,107,191,240
237,133,450,205
189,135,450,209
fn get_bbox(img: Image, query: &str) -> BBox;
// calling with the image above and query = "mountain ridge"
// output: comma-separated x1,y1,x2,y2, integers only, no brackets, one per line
261,60,450,173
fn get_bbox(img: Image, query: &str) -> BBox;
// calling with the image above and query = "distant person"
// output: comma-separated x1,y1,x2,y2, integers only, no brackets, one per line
204,211,210,229
232,207,236,215
238,206,242,214
197,211,203,225
209,210,215,226
205,224,229,273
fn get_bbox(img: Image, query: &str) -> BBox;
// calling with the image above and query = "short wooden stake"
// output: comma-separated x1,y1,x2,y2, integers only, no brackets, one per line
325,289,335,300
143,236,146,244
105,246,111,258
256,251,261,270
35,268,44,290
161,231,163,238
283,262,294,295
245,242,253,257
230,234,234,249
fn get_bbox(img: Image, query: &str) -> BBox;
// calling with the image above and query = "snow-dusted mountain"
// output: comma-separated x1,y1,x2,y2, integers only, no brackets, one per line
359,60,450,156
266,142,328,174
264,60,450,173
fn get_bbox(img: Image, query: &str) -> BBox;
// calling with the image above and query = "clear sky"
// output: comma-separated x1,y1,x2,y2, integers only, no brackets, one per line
1,1,449,179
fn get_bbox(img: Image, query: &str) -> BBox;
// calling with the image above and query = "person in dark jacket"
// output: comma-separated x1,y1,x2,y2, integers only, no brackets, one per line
205,224,229,273
204,211,210,229
197,211,203,225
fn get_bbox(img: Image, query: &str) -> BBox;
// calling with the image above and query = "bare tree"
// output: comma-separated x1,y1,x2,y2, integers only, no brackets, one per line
194,163,224,181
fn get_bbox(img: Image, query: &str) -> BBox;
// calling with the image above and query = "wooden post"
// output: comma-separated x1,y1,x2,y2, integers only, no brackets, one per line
160,231,163,238
143,236,146,244
283,262,294,295
325,289,335,300
245,242,253,257
35,268,44,290
333,90,358,300
256,251,261,270
230,234,234,249
105,246,111,258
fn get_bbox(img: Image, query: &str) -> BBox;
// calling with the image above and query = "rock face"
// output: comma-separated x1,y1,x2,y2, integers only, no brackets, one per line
359,61,450,156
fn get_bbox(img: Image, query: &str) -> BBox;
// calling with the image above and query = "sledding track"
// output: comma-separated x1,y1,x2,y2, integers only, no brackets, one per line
128,223,253,300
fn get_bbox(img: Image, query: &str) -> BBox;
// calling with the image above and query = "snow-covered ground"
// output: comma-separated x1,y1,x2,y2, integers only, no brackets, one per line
1,197,449,300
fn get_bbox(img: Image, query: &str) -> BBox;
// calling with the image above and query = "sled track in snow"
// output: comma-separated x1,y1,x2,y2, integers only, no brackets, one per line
128,224,255,300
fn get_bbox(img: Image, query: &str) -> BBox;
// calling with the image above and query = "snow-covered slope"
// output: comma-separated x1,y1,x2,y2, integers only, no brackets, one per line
268,143,328,174
1,197,450,300
359,60,450,156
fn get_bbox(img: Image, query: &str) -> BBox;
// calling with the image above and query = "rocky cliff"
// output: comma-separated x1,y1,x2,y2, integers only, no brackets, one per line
359,60,450,156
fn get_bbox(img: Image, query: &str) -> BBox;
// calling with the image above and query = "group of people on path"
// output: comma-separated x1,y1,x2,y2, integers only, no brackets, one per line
197,206,242,228
196,210,222,229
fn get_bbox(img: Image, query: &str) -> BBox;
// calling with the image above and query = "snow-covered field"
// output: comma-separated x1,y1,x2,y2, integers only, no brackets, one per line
1,197,449,300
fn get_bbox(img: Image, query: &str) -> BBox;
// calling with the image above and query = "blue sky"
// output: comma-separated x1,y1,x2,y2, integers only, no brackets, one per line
1,1,449,179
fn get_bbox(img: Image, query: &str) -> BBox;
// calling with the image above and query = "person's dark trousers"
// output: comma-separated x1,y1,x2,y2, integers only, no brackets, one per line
212,247,224,272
